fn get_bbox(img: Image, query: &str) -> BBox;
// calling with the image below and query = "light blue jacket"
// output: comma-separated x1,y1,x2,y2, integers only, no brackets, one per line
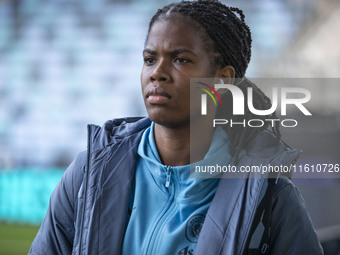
29,117,324,255
122,123,231,254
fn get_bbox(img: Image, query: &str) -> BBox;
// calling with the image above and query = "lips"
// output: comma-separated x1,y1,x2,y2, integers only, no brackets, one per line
146,87,172,104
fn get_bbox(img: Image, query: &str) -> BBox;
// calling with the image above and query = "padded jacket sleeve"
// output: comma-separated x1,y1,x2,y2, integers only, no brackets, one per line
29,151,86,255
269,178,324,255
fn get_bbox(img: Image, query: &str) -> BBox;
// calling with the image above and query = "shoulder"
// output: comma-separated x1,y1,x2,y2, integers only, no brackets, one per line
67,117,151,197
272,176,298,199
271,176,309,222
246,130,301,161
270,176,305,213
236,130,302,177
87,117,151,150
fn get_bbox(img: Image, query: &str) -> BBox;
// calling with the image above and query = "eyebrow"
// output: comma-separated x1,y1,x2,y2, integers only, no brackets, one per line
143,48,156,55
143,48,196,56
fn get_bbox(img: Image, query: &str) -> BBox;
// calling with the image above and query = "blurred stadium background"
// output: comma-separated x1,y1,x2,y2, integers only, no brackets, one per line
0,0,339,254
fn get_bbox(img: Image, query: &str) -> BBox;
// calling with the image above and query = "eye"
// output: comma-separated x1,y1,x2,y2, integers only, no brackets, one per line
174,58,190,64
144,57,156,65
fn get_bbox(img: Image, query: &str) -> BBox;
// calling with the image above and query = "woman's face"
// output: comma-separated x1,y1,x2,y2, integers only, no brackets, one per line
141,15,219,128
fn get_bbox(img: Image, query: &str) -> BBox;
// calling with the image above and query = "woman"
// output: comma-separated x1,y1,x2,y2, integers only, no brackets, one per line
29,1,323,254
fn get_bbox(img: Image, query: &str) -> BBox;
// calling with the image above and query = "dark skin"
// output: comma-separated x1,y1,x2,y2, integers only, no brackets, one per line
141,15,235,166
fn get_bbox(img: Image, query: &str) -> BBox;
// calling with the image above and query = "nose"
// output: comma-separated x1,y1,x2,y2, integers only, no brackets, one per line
150,60,171,83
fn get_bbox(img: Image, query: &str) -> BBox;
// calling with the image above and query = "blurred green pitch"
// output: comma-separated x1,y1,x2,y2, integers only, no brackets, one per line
0,222,39,255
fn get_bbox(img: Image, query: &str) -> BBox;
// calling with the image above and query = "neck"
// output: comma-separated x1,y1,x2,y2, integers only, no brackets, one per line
153,120,214,166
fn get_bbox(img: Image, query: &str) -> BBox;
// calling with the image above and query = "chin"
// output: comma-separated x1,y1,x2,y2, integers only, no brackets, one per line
148,113,189,129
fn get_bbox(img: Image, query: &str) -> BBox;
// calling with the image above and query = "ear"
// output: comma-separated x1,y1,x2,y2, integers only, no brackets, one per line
216,65,235,84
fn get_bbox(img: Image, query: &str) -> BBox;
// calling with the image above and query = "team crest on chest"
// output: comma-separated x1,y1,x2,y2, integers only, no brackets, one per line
185,214,205,243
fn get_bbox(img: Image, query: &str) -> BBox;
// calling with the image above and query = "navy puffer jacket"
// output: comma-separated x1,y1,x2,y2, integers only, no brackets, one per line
29,117,323,255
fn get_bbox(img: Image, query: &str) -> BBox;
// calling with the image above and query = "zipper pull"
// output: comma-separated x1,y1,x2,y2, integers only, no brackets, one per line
165,167,172,188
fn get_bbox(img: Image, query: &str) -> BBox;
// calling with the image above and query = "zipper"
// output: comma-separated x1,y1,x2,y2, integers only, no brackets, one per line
146,166,177,254
78,124,91,254
165,166,172,188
